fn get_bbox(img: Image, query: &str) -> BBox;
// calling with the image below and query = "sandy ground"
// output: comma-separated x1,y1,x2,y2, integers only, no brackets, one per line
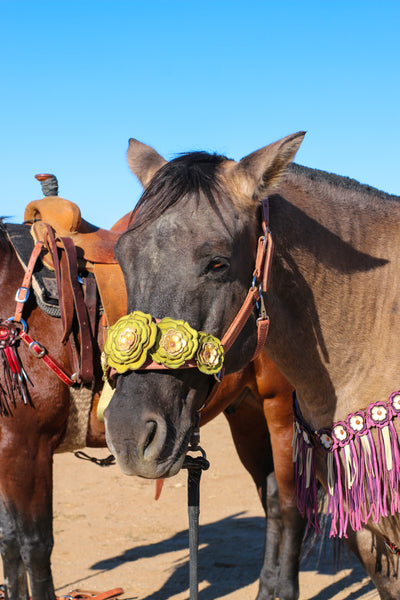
4,414,379,600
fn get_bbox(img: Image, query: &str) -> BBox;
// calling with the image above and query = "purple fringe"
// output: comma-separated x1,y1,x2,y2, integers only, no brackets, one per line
292,392,400,538
292,422,320,532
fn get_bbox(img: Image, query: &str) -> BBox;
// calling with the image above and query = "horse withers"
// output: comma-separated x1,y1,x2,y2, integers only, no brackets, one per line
104,132,400,599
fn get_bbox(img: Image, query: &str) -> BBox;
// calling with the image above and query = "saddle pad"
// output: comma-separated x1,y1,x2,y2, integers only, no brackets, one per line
6,223,61,316
6,223,99,319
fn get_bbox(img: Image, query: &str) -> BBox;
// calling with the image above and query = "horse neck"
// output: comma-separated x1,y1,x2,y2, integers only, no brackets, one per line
265,168,400,428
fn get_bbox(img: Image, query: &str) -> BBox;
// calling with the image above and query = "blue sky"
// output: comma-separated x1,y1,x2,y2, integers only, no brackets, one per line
1,1,399,228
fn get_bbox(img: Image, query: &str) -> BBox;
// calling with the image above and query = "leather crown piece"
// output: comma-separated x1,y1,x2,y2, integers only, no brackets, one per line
103,311,224,375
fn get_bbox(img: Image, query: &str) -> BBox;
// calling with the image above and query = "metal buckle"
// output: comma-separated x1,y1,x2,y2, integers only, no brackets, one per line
28,340,46,359
257,288,267,320
15,287,30,303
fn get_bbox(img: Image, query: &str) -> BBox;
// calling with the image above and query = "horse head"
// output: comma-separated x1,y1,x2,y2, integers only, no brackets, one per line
104,132,305,479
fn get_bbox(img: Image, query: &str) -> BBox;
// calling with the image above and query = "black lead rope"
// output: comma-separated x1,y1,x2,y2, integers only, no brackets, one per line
182,443,210,600
74,450,116,467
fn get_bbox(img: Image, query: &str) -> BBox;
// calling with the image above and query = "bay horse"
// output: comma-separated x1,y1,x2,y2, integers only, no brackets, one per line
201,352,304,600
104,132,400,599
0,208,303,599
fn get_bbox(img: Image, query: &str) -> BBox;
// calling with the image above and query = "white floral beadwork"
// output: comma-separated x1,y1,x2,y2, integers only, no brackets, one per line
320,432,333,450
333,424,348,442
392,394,400,412
370,404,388,422
349,414,365,432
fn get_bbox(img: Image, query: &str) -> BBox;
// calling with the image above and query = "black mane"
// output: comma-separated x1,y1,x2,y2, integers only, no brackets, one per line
128,151,231,231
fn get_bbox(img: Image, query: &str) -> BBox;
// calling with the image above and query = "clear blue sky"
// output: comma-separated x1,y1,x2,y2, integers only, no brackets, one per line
2,1,399,228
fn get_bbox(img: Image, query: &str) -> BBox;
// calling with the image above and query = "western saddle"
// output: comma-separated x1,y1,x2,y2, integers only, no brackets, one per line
22,175,129,385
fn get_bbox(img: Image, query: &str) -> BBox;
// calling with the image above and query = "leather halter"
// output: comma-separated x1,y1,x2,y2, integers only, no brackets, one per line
205,199,273,404
116,199,274,405
220,199,272,357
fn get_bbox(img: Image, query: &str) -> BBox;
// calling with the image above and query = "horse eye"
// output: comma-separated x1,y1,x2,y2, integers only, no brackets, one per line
207,259,229,272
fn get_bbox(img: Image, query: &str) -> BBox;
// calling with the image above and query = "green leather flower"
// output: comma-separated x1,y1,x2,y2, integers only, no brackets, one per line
150,318,198,368
196,333,224,375
104,311,157,373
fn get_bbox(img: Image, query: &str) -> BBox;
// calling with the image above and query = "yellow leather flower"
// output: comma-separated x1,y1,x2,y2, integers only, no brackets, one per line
151,318,198,368
104,311,157,373
196,333,224,375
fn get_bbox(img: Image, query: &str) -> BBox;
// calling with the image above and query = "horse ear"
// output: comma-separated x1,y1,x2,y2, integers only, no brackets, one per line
229,131,306,202
127,138,167,188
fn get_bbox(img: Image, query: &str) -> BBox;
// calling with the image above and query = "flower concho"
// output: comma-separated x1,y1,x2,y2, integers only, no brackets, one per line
292,391,400,538
104,311,224,376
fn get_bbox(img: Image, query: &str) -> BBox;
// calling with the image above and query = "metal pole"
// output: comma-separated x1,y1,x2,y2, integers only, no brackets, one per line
183,449,209,600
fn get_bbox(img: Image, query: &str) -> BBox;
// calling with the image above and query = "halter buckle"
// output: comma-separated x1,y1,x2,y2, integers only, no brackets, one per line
257,288,267,320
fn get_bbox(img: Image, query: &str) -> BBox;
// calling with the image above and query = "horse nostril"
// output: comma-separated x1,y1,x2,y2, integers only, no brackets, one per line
143,420,157,457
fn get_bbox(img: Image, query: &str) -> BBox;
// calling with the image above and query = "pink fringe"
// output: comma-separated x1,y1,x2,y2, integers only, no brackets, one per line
293,392,400,538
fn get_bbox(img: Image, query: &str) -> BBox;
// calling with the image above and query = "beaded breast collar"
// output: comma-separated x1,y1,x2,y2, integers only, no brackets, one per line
292,390,400,537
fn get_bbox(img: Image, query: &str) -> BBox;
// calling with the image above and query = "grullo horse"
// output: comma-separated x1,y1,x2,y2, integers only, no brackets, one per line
104,132,400,599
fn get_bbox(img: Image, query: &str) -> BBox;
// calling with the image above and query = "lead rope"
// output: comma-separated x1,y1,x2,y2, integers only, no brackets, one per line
182,417,210,600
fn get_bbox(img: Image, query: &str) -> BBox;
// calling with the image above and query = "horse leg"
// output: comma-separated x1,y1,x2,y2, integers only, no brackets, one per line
0,499,29,600
258,471,283,600
262,394,306,600
0,436,56,600
343,526,400,600
223,389,280,600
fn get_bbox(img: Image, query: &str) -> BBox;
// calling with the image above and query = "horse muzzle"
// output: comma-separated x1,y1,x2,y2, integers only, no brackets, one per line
103,384,194,479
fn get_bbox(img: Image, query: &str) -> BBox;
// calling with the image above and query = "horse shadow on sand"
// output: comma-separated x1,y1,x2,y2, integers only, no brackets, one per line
90,513,375,600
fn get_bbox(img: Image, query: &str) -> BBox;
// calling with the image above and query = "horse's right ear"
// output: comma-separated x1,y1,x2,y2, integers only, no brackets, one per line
227,131,306,203
127,139,167,188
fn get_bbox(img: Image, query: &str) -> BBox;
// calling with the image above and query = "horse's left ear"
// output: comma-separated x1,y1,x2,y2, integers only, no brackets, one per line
227,131,306,202
127,138,167,188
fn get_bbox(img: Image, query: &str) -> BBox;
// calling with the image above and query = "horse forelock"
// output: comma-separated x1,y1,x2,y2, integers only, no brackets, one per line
127,151,236,233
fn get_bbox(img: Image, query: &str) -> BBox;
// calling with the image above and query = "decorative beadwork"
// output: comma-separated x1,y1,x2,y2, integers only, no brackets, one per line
104,311,224,375
293,391,400,538
0,318,29,411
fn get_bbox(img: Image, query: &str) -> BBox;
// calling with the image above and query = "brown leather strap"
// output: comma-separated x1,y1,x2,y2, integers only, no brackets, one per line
14,241,44,322
252,317,270,361
59,237,94,383
220,225,273,356
220,287,260,353
40,224,72,343
19,330,75,386
56,588,124,600
262,231,274,292
83,276,98,338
